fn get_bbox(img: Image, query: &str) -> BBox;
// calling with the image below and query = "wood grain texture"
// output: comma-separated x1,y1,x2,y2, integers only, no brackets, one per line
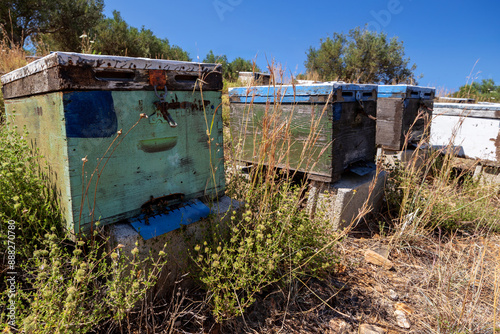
376,98,433,150
4,93,74,228
2,66,222,99
230,100,376,182
4,90,224,234
1,52,221,84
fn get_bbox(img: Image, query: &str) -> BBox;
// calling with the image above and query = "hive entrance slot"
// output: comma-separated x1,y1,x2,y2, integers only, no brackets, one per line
175,75,199,84
94,70,135,81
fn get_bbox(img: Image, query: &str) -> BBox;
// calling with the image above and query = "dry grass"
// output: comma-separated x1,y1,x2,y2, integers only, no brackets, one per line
0,31,27,75
0,29,28,123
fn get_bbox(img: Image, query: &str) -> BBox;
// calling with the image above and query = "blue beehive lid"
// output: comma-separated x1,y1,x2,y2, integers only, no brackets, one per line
377,85,435,99
229,82,378,104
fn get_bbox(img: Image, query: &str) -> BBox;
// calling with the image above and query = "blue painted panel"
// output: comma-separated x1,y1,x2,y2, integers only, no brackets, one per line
229,84,332,98
129,199,211,240
64,91,118,138
333,103,342,121
377,85,435,99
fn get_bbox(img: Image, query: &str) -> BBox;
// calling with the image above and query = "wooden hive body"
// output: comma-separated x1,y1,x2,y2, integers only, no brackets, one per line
1,52,225,234
229,83,378,182
430,102,500,162
376,85,435,150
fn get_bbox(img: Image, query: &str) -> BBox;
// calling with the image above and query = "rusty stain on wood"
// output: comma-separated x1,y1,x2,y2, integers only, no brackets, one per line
1,52,223,99
2,52,225,234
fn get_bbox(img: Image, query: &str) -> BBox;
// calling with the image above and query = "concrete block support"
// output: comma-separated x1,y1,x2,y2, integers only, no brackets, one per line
376,147,428,170
307,170,386,231
106,196,240,295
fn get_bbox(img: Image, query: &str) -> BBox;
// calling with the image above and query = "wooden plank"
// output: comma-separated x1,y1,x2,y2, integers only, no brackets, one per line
434,103,500,119
1,52,221,84
376,98,404,150
4,93,74,230
430,113,500,162
228,83,377,104
67,90,224,233
2,66,222,99
376,98,433,150
5,89,224,234
230,103,333,180
331,101,377,178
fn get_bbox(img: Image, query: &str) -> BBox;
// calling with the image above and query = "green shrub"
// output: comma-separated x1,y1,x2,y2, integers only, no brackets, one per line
193,181,338,321
5,230,167,333
0,125,63,257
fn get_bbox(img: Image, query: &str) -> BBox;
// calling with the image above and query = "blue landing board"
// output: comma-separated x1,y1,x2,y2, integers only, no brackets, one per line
130,199,211,240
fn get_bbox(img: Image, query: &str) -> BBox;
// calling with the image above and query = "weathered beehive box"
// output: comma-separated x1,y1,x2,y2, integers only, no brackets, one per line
1,52,225,234
238,72,271,85
376,85,435,150
436,97,475,103
229,83,378,182
430,102,500,162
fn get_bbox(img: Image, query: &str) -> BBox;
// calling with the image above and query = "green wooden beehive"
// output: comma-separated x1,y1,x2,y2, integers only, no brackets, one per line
1,52,225,235
229,83,378,182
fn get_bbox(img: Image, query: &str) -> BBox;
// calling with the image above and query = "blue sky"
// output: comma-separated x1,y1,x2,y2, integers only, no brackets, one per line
102,0,499,92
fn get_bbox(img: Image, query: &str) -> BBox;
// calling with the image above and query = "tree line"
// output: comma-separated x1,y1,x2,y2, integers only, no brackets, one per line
1,0,417,83
453,79,500,102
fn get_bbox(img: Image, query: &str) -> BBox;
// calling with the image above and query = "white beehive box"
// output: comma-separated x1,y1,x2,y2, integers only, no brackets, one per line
430,103,500,162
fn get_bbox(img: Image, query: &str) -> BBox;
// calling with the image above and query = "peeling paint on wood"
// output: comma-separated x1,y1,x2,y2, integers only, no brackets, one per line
229,83,377,182
3,54,225,235
376,85,435,150
1,52,221,84
430,103,500,162
1,52,223,99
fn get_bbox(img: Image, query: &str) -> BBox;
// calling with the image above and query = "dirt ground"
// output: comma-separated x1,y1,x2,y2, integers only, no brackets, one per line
210,228,499,333
127,220,498,334
151,222,500,334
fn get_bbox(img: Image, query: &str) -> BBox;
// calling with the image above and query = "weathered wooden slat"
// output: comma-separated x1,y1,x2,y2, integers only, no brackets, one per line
376,85,435,150
430,103,500,162
229,83,377,182
433,103,500,119
2,66,222,99
1,52,221,84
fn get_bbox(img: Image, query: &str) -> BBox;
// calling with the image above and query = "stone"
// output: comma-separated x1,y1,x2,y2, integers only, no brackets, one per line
328,318,349,333
359,324,386,334
395,302,414,315
372,245,391,258
388,289,398,301
364,249,394,269
394,310,411,329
